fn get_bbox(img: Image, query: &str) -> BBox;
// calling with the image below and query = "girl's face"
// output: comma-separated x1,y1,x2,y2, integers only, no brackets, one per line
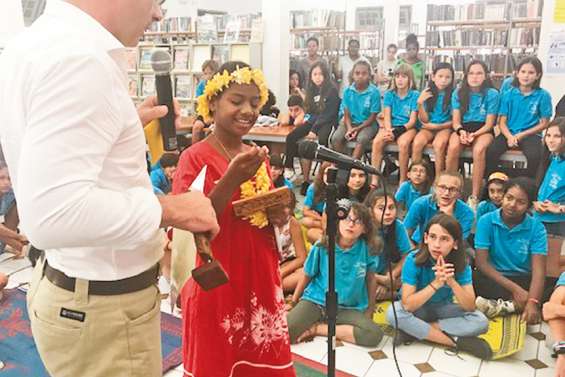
387,47,397,60
290,73,300,89
501,186,529,220
467,64,486,88
372,196,396,226
545,126,564,154
424,224,457,261
164,166,177,181
203,66,214,81
395,73,409,90
352,64,370,87
406,44,418,60
434,175,461,207
339,209,365,243
311,67,324,87
209,83,261,137
271,166,283,182
517,63,540,88
408,164,427,186
0,168,11,194
488,181,505,206
348,169,366,192
433,68,453,91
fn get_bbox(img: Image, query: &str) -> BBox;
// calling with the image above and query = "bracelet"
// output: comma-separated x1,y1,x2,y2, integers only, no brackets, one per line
528,297,540,305
429,283,438,291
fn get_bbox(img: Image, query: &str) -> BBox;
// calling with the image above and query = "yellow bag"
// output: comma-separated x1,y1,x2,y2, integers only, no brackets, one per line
477,313,526,360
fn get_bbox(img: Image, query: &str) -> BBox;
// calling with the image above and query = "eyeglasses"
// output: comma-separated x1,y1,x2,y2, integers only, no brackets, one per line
344,216,362,226
436,185,460,195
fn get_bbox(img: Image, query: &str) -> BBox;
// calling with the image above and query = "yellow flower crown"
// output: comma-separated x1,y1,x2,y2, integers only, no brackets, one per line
197,66,270,123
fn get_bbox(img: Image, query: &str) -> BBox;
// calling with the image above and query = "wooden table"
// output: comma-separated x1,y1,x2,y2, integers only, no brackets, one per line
243,125,295,155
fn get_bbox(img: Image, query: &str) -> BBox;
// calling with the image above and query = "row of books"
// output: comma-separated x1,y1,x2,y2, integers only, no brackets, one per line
128,74,197,99
427,0,541,22
127,44,252,72
508,27,540,47
426,30,509,48
291,34,342,51
290,10,346,29
148,17,192,33
426,52,532,74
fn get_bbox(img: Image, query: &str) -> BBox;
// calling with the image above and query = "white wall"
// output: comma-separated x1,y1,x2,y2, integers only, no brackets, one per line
164,0,261,16
0,0,25,48
538,0,565,105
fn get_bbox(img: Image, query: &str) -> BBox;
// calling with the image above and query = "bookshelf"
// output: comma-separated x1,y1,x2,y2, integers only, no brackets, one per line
423,0,543,85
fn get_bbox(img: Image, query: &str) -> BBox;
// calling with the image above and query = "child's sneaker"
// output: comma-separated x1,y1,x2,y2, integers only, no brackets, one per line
475,296,516,318
393,330,416,346
467,195,479,211
456,336,493,360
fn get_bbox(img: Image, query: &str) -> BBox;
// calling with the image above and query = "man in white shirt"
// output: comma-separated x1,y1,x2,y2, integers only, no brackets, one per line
0,1,219,376
336,39,370,97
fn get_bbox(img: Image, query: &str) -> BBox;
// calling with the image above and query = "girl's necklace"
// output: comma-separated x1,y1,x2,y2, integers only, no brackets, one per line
212,133,234,161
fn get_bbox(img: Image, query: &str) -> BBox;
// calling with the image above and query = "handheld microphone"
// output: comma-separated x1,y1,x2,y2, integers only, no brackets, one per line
297,140,381,176
151,50,177,151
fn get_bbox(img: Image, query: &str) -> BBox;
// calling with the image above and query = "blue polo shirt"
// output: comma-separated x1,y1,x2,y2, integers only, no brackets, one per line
401,250,472,304
536,155,565,224
304,183,325,214
150,167,171,195
452,88,499,124
395,181,427,209
403,194,475,243
476,200,499,223
0,190,15,254
195,79,207,98
302,239,379,311
375,219,413,273
499,87,553,134
427,91,452,124
383,90,419,127
499,76,514,95
556,272,565,287
341,83,381,125
475,209,547,276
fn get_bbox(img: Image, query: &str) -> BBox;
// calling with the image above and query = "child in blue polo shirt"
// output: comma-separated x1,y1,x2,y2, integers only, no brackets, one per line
534,119,565,238
365,190,414,300
446,60,499,209
301,162,331,244
386,214,490,358
395,160,432,215
476,172,508,222
331,60,381,160
150,152,178,195
412,62,455,177
404,171,475,245
287,202,384,347
371,63,419,187
337,168,370,204
486,57,553,179
474,177,556,324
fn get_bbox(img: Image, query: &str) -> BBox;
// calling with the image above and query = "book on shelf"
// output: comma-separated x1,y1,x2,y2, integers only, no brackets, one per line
250,19,263,43
508,27,540,47
192,45,212,72
426,30,508,48
230,44,251,64
212,45,230,66
126,49,137,71
174,47,190,71
197,15,219,43
223,20,241,43
141,75,155,97
290,10,345,28
426,52,528,75
175,75,193,99
128,75,138,97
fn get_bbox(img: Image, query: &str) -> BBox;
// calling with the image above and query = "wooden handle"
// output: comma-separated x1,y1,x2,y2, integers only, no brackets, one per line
194,233,213,263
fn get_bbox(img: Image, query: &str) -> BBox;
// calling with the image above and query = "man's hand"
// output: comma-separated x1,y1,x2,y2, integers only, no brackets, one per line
159,192,219,238
137,96,182,130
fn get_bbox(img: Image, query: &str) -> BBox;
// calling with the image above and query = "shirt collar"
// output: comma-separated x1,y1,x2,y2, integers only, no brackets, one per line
492,208,531,232
44,0,124,53
349,83,372,94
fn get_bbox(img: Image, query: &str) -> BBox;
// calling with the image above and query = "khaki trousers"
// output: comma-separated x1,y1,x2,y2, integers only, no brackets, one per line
27,259,162,377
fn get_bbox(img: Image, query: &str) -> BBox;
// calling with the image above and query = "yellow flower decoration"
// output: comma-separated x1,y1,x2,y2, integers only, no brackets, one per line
197,66,270,124
239,162,271,228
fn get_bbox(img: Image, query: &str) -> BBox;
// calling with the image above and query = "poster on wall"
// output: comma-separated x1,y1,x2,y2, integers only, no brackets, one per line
547,32,565,74
555,0,565,23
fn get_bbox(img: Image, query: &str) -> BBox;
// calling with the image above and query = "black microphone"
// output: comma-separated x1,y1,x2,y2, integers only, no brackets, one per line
298,140,381,176
151,50,177,151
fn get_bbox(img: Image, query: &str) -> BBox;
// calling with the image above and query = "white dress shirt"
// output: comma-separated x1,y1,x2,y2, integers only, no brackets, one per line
0,0,164,280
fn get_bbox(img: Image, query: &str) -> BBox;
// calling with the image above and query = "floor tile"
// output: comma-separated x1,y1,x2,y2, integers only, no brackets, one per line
291,337,328,363
424,372,458,377
537,341,557,368
512,333,540,361
536,367,557,377
428,347,481,377
320,345,375,377
364,359,421,377
381,339,434,364
479,358,536,377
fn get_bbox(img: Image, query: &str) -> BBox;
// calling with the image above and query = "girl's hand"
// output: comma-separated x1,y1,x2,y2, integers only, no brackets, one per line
227,146,269,185
533,201,546,213
365,305,376,319
512,287,529,311
467,132,476,144
521,302,541,324
506,135,519,148
306,132,317,140
346,128,359,140
438,201,456,217
543,201,562,214
383,128,395,142
417,88,433,105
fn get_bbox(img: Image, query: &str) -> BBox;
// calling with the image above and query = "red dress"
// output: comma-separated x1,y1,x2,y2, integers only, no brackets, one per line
172,141,295,377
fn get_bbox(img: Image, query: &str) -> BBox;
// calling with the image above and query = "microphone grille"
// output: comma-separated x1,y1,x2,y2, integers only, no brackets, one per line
151,50,172,73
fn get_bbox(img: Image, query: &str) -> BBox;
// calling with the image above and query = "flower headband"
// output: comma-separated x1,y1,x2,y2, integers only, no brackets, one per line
196,66,270,123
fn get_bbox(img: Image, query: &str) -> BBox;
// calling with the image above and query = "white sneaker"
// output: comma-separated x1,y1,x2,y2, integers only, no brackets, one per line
467,195,479,212
475,296,516,318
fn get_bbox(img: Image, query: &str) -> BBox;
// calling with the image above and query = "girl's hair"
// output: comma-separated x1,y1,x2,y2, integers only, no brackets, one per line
338,169,370,203
304,62,335,114
425,62,455,115
269,154,285,188
536,117,565,190
160,153,179,168
387,43,398,51
202,59,219,73
350,60,373,87
391,63,415,91
414,213,467,274
320,202,381,253
479,176,507,202
458,60,493,118
364,190,400,262
504,177,537,209
287,95,304,108
313,162,332,206
512,56,543,90
289,69,303,90
287,190,297,213
408,160,433,195
406,34,419,51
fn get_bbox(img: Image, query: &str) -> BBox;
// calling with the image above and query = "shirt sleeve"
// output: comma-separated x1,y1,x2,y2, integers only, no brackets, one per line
395,182,407,204
410,91,419,112
383,91,393,109
474,215,492,250
498,90,510,117
19,55,162,250
455,265,473,286
304,184,316,208
403,196,424,232
531,218,548,255
396,220,413,255
371,88,382,114
486,89,500,116
540,90,554,119
451,89,461,110
304,243,321,277
401,253,418,286
459,204,475,240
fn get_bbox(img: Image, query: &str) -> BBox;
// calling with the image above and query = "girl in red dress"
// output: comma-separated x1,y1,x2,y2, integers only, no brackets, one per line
172,61,296,377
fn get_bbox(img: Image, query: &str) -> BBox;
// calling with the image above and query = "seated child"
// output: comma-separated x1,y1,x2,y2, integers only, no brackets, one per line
287,202,383,347
301,162,331,244
395,161,432,216
476,172,508,222
269,154,293,189
150,152,179,195
387,213,490,359
192,59,220,144
337,168,370,203
279,95,306,128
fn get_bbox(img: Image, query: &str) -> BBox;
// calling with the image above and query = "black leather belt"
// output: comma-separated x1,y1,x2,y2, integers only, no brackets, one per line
44,262,159,296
